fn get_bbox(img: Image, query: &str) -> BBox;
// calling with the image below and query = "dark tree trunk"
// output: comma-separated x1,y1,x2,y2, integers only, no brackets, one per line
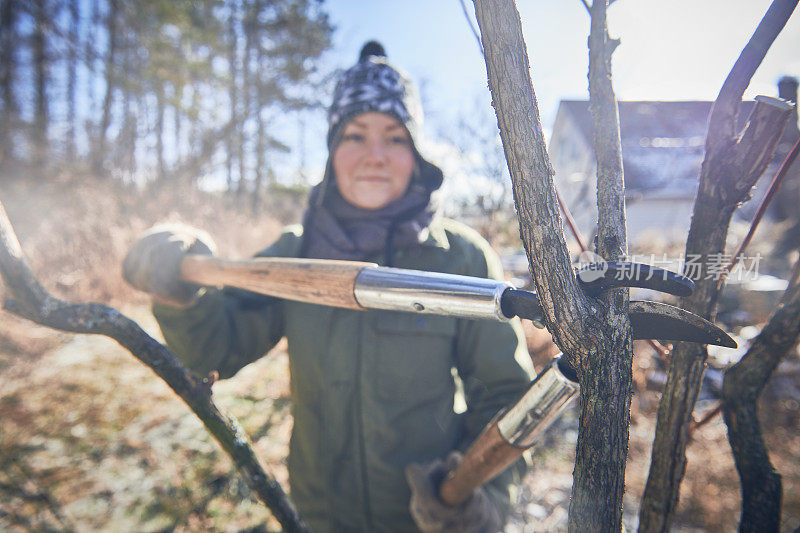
120,29,137,176
156,92,166,180
472,1,632,528
66,0,80,160
722,273,800,531
174,85,183,169
253,114,265,214
0,0,18,167
225,0,239,192
252,0,267,213
86,0,100,121
32,0,49,167
94,0,119,176
568,2,633,529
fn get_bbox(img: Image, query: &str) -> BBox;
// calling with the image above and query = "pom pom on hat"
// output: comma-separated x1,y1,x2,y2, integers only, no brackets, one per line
327,41,422,148
312,39,444,210
359,40,386,62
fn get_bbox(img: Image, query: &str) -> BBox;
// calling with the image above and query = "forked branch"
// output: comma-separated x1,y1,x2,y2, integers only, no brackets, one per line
473,0,634,528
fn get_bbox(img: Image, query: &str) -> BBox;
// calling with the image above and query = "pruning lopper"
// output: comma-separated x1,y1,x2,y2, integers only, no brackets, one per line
179,255,736,506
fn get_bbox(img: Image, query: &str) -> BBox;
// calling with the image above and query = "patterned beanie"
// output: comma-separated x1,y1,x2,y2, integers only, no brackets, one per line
327,41,424,150
323,41,442,195
299,41,443,260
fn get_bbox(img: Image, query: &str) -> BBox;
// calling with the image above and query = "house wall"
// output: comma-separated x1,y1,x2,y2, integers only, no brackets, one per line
550,102,698,247
549,105,597,224
563,194,694,247
626,196,694,246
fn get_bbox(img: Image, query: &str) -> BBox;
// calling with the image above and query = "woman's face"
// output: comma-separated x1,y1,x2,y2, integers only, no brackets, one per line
333,112,415,210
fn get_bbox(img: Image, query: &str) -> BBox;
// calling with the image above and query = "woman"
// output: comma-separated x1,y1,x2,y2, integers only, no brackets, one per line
123,42,534,532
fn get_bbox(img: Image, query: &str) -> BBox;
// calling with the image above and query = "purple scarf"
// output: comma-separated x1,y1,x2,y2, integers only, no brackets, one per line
301,181,438,264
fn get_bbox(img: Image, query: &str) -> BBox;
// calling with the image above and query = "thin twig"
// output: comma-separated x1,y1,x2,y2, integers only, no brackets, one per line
459,0,484,56
717,137,800,300
689,403,723,435
556,187,587,253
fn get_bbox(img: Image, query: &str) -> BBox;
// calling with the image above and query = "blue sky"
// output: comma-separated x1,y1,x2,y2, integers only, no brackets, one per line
323,0,799,129
284,1,799,198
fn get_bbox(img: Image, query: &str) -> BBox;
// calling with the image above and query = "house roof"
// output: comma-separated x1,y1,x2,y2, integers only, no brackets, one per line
557,100,757,194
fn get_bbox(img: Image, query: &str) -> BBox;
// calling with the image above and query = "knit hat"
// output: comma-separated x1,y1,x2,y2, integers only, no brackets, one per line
327,41,424,149
323,41,442,196
299,42,444,259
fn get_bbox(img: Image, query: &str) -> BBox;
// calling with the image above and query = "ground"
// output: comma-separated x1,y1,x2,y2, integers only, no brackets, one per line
1,178,798,531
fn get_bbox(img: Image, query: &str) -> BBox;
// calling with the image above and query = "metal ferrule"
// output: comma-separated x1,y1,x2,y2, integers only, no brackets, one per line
497,355,580,448
353,265,512,321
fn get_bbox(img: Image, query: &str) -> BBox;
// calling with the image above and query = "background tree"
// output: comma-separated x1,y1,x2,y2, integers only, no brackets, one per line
0,0,332,196
0,0,20,166
442,95,515,243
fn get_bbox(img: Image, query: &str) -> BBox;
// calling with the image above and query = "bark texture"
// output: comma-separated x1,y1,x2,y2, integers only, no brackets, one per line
0,201,308,533
473,0,632,529
567,2,633,530
722,274,800,532
472,0,591,353
639,1,798,530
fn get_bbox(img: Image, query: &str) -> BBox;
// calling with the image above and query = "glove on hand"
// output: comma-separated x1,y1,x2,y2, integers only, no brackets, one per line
123,224,216,305
405,451,503,533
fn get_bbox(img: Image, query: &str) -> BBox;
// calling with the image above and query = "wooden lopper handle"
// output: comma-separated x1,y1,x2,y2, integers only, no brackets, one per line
180,255,376,310
437,418,524,507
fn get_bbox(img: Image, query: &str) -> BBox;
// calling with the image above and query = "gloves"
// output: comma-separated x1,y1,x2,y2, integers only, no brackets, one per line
405,451,503,533
122,224,217,305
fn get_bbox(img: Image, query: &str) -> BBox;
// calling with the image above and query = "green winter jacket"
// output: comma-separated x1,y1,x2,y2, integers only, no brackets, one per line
153,217,535,532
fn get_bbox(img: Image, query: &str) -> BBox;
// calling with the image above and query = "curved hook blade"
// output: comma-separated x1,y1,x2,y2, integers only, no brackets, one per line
501,290,737,348
630,300,737,348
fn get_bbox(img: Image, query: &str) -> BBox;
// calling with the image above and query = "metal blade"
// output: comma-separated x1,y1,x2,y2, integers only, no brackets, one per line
578,261,694,297
630,300,737,348
500,290,737,348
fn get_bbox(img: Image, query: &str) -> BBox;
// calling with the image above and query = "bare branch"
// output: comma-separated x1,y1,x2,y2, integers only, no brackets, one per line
588,0,626,262
641,97,794,532
566,1,634,529
460,0,484,56
718,136,800,294
639,1,798,530
0,201,309,533
472,0,592,359
709,0,798,147
722,263,800,530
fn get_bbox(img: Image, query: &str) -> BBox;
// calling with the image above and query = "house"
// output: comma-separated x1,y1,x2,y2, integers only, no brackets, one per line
548,77,799,245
